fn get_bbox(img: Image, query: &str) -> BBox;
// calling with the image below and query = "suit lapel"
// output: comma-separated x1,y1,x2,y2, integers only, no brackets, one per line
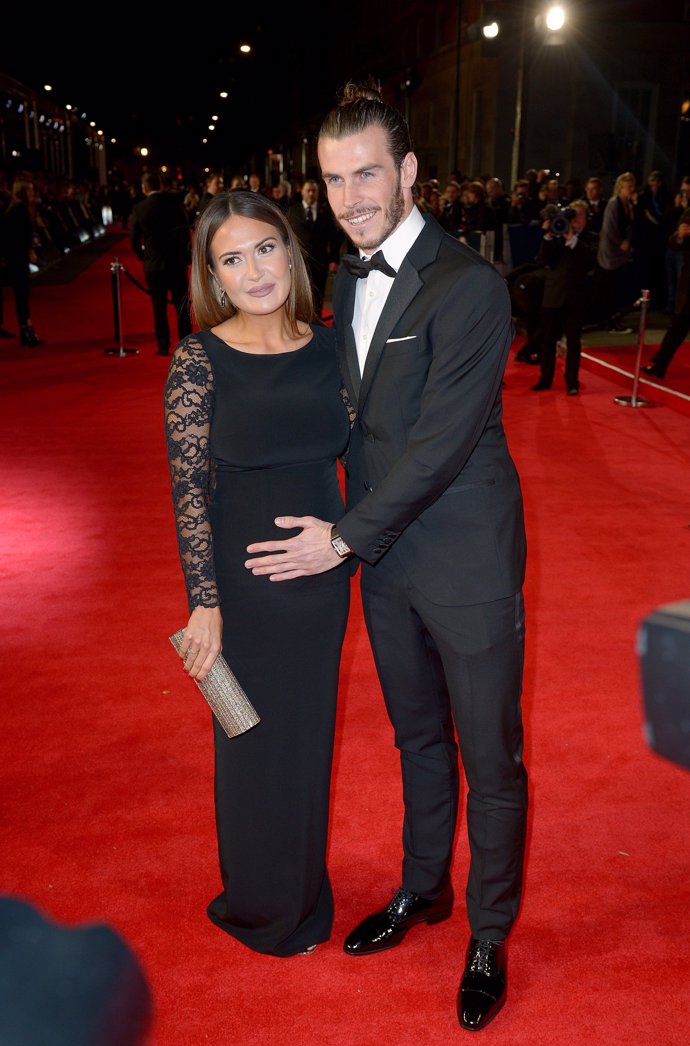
333,272,360,400
358,217,443,410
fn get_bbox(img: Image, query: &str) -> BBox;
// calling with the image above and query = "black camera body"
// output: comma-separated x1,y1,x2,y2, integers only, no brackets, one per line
541,204,576,237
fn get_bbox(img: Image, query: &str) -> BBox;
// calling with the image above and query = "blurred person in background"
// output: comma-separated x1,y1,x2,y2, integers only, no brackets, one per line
588,171,637,333
130,172,192,356
0,178,44,346
643,203,690,379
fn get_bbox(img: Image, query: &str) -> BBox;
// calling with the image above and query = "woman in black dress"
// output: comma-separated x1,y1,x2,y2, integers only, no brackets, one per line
164,192,351,957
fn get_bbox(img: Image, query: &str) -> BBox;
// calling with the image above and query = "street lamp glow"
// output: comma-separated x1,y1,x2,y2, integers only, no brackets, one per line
44,84,52,91
545,5,566,31
240,44,251,53
219,91,228,99
482,21,499,39
140,147,149,157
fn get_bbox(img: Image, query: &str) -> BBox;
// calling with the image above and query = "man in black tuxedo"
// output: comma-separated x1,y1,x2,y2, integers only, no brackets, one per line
643,206,690,378
584,176,605,237
287,179,343,317
531,200,598,394
130,172,192,355
246,81,528,1033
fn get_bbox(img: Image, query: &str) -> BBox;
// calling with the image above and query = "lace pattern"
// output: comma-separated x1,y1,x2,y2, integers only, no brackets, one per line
164,335,220,610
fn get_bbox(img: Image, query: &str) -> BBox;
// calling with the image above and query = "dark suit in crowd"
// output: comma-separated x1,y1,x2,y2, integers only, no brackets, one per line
644,209,690,378
533,209,598,391
287,180,343,317
130,173,192,355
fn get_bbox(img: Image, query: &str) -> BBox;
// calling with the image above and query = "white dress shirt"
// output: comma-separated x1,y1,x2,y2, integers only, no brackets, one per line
353,206,425,375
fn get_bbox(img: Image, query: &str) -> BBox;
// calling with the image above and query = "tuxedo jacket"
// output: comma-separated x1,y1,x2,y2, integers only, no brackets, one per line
335,214,526,607
130,191,190,273
287,202,343,273
668,223,690,310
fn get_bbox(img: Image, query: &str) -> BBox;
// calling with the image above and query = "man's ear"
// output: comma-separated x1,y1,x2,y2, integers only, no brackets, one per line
400,152,418,190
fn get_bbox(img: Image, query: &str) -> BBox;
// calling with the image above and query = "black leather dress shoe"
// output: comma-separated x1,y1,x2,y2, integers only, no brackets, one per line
642,364,666,378
531,380,551,391
457,937,507,1032
343,885,453,956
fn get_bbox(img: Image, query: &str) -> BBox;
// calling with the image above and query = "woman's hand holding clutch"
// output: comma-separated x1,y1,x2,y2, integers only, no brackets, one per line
179,606,223,681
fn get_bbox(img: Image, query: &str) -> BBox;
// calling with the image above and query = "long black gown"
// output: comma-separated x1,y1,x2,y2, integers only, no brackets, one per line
164,325,351,957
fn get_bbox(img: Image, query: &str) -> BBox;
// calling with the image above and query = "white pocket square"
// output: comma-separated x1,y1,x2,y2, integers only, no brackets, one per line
386,335,417,343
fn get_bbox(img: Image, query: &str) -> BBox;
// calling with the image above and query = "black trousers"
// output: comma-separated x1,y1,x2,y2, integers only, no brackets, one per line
651,297,690,374
360,551,528,942
2,264,31,325
539,305,583,388
145,267,191,352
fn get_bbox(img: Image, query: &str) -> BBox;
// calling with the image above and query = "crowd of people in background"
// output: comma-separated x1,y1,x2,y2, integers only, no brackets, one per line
2,163,689,381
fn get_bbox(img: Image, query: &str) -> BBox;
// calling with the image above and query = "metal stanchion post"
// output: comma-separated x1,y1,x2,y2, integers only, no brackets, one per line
614,289,652,407
105,258,139,357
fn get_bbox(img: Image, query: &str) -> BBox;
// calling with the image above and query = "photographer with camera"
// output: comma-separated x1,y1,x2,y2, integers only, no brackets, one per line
531,200,598,395
642,201,690,380
507,180,541,225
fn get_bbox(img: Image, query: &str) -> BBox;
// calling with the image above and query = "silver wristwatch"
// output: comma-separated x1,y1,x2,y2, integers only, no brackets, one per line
330,525,352,558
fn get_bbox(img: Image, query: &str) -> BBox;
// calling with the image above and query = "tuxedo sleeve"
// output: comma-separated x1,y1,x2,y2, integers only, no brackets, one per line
337,262,514,564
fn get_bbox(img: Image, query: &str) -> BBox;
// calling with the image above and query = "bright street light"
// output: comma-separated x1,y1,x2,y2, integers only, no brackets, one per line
545,5,566,31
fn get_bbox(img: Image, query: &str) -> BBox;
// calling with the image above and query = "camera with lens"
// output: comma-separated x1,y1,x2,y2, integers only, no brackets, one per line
541,204,576,237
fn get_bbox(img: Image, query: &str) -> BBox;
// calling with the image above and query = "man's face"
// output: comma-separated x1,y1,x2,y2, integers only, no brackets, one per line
545,179,560,202
586,180,602,202
318,124,417,252
249,175,260,191
301,182,318,205
486,178,502,200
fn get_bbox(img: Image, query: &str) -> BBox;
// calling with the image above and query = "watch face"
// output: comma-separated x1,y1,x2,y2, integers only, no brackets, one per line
331,533,350,556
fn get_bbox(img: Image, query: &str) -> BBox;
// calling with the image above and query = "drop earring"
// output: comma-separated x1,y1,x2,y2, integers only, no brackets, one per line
220,288,227,308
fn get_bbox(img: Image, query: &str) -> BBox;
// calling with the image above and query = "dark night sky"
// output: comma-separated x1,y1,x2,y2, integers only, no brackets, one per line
1,15,344,172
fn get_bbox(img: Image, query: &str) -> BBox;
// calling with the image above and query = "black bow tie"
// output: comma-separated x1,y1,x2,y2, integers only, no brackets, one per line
341,250,397,279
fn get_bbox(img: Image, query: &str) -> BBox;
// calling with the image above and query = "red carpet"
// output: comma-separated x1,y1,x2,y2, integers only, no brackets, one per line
2,235,690,1045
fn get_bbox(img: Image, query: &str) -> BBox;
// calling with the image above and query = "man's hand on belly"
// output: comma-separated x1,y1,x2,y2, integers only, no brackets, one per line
245,516,342,581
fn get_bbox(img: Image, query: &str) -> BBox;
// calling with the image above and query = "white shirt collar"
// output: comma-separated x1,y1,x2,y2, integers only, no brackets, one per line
360,205,425,271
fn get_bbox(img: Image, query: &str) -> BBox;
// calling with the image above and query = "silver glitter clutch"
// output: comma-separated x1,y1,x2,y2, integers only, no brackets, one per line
169,629,261,739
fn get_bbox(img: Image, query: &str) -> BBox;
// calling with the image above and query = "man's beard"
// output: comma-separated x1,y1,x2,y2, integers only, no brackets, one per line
343,172,405,252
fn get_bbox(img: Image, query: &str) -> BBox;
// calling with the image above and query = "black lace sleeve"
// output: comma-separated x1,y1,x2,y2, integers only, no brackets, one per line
164,335,220,610
340,384,357,428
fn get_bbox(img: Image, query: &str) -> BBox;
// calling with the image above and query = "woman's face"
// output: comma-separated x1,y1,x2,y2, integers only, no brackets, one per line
209,215,291,317
618,181,636,202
